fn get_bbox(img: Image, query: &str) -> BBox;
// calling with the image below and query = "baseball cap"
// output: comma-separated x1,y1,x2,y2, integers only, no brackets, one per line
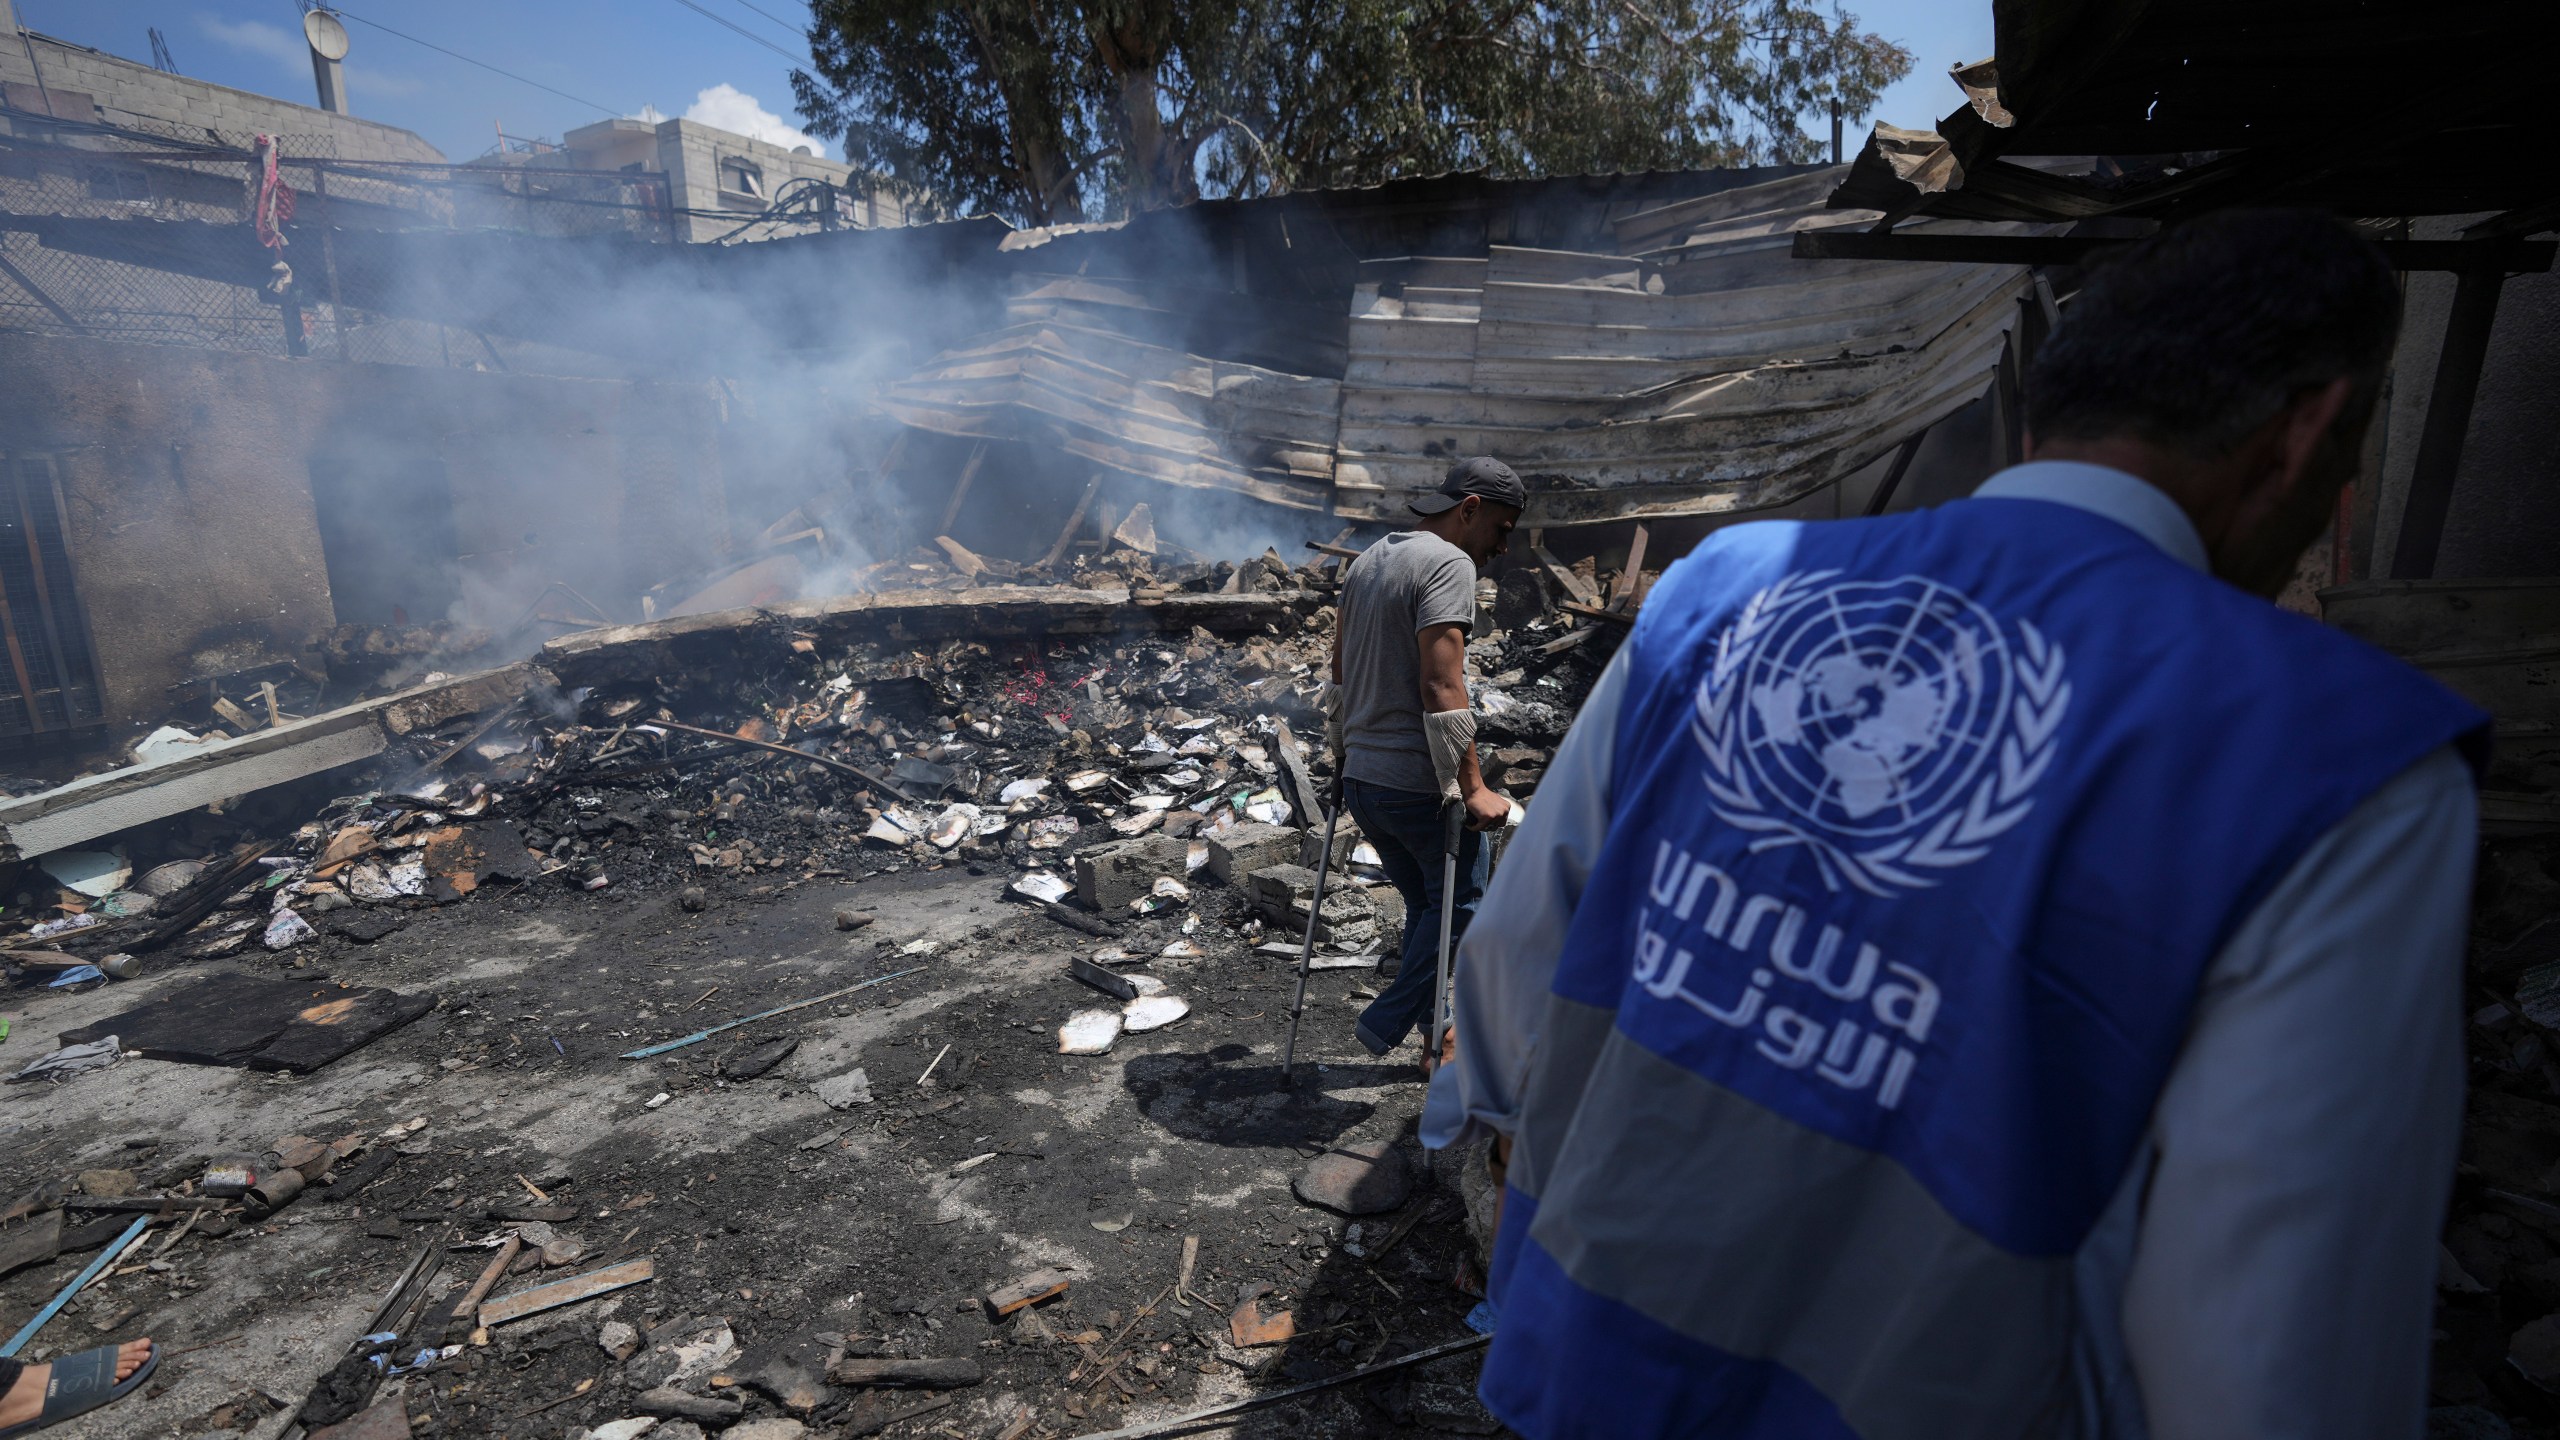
1409,455,1526,516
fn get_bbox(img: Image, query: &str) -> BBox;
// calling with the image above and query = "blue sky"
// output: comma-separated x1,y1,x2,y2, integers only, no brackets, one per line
37,2,1992,172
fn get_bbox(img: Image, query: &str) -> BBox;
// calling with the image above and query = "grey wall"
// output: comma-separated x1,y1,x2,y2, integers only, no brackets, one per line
0,25,442,162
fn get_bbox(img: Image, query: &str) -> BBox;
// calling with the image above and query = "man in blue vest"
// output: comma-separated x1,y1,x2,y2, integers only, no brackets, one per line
1423,208,2488,1439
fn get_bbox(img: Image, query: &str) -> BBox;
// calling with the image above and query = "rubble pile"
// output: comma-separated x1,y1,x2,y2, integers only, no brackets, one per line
2,553,1608,983
0,544,1619,1438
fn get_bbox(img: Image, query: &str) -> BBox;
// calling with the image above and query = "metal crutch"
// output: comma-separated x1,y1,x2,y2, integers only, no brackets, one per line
1429,799,1463,1071
1281,777,1344,1078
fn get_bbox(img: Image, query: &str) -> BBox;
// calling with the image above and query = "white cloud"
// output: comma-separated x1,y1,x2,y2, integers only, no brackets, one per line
198,16,427,105
681,84,829,157
199,16,308,72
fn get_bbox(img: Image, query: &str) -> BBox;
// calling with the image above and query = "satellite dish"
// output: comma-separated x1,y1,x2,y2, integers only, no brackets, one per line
304,10,350,62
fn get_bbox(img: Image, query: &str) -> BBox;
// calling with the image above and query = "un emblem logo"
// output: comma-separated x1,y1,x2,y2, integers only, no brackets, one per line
1692,570,2071,896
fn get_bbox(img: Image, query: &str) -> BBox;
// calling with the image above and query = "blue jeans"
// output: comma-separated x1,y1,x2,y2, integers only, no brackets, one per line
1344,776,1488,1055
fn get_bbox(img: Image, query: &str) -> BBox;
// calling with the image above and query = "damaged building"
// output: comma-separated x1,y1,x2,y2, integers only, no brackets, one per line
0,0,2554,1436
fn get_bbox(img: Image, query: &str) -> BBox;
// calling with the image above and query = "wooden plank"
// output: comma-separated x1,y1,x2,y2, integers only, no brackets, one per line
983,1266,1071,1316
933,536,986,579
478,1257,654,1327
1038,477,1105,571
1560,600,1634,626
1608,524,1650,611
828,1356,985,1389
1271,721,1325,825
0,1210,62,1280
1862,429,1927,517
1533,546,1598,606
934,442,988,538
2392,268,2506,579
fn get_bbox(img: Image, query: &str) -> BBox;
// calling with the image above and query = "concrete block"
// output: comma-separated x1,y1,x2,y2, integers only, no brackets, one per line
1247,864,1382,945
1298,823,1360,871
1073,834,1190,912
1204,821,1299,884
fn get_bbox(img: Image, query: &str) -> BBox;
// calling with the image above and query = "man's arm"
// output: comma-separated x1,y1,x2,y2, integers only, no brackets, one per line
2121,745,2475,1438
1420,621,1508,830
1421,646,1631,1150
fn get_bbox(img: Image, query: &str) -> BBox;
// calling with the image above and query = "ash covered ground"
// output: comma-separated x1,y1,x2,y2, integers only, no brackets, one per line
0,557,1611,1440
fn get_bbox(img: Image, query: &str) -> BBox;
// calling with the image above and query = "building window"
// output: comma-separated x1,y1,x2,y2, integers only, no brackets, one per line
719,156,763,199
0,453,106,742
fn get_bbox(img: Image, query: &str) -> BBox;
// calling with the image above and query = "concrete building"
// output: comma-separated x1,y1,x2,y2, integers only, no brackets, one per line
0,0,443,162
478,114,910,244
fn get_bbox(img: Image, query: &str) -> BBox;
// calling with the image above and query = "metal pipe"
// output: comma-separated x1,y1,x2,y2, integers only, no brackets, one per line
1281,793,1343,1076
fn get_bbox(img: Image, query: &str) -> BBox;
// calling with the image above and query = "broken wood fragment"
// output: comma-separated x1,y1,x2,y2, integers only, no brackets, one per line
1039,476,1107,571
933,535,987,579
825,1356,985,1389
1036,900,1119,938
983,1266,1071,1317
1609,523,1651,611
477,1256,653,1327
935,442,988,537
1558,600,1635,626
454,1234,523,1332
211,697,259,732
1534,545,1600,606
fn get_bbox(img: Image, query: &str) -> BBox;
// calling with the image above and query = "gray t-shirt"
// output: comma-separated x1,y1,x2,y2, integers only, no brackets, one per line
1338,530,1476,795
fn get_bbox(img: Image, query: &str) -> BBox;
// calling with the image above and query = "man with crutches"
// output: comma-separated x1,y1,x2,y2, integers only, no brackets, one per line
1295,457,1520,1072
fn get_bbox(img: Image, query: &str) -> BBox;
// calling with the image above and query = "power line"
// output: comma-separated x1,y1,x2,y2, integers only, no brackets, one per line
666,0,808,65
327,6,621,117
718,0,812,42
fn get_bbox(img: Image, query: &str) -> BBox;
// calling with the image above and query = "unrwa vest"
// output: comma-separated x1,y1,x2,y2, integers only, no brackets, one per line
1482,499,2487,1440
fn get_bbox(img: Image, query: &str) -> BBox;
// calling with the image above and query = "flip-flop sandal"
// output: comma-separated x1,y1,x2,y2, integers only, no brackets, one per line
0,1341,157,1437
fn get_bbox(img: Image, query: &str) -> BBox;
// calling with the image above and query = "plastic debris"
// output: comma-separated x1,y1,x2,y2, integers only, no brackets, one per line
263,908,317,950
10,1035,122,1083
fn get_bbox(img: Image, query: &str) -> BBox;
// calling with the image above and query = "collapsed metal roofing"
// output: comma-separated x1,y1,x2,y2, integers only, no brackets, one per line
883,167,2036,527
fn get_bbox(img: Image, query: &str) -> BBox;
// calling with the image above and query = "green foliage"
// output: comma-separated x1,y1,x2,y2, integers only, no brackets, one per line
793,1,1912,226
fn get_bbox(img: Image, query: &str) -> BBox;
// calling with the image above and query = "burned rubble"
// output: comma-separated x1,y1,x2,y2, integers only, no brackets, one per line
0,540,1612,1440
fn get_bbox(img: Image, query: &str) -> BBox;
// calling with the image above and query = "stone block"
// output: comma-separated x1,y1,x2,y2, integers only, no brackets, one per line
1298,823,1360,871
1205,821,1299,884
1073,834,1189,911
1247,864,1380,944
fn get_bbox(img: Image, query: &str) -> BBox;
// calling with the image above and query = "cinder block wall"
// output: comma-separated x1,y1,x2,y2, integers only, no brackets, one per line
0,25,443,163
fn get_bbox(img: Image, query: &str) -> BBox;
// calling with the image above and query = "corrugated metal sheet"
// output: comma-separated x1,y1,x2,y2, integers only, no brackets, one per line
1334,168,2040,523
886,169,2037,526
880,274,1339,512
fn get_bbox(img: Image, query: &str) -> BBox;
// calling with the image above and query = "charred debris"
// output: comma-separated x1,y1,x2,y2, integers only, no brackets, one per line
0,526,1625,1438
